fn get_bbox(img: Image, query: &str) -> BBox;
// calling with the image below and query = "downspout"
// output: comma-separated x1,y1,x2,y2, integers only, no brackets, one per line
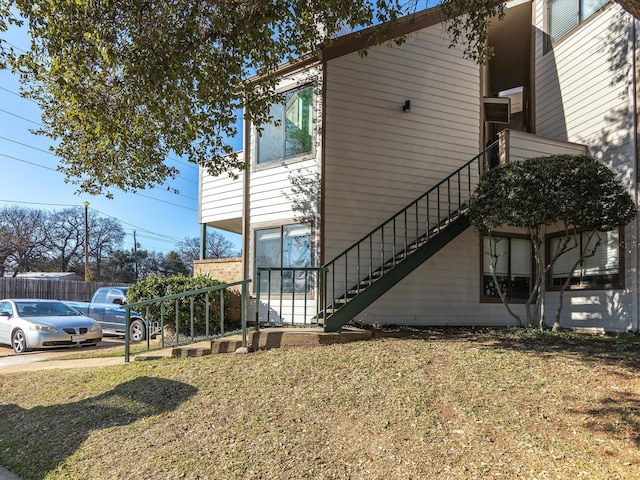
632,19,640,333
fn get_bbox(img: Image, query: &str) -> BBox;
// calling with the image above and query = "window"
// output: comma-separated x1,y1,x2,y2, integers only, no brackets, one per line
0,301,12,316
547,0,608,45
258,86,313,165
482,235,533,301
255,223,312,294
548,229,622,289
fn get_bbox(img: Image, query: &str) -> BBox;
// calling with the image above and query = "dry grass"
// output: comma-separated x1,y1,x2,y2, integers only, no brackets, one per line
1,328,639,479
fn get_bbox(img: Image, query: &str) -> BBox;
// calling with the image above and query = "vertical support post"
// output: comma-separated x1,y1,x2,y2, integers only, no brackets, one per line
200,223,207,260
189,297,195,340
241,281,247,348
160,302,165,348
124,307,131,363
175,299,180,343
291,269,296,326
255,270,261,332
205,293,210,337
220,289,225,334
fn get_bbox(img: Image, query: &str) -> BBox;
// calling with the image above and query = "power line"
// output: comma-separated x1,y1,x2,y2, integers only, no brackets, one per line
0,107,40,125
0,106,199,186
0,152,58,172
0,141,198,208
0,198,189,247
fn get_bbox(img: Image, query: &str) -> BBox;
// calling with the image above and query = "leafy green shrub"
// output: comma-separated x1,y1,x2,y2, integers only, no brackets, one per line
127,275,238,336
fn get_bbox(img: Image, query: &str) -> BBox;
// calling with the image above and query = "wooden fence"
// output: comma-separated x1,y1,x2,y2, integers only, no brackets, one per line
0,278,110,302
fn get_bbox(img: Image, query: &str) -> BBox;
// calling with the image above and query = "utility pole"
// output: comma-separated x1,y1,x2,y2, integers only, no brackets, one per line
83,201,90,281
133,230,138,280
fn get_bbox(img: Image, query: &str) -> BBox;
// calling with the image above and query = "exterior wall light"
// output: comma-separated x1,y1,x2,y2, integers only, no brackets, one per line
403,100,411,112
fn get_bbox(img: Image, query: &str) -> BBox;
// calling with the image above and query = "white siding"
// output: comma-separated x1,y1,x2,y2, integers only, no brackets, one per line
199,153,244,233
534,0,638,332
245,68,323,324
323,25,482,261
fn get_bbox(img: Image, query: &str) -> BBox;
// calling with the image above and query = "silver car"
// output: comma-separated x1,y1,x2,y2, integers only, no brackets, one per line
0,299,103,353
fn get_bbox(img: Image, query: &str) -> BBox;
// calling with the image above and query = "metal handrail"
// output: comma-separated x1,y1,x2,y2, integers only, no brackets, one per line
320,142,498,321
123,279,251,362
255,267,327,328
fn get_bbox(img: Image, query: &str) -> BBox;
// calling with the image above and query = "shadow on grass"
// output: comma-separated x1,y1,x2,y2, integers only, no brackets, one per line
0,376,198,479
369,325,640,447
366,325,640,371
568,390,640,448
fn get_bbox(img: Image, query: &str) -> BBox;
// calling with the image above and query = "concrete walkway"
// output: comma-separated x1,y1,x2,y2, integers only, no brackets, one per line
0,327,374,372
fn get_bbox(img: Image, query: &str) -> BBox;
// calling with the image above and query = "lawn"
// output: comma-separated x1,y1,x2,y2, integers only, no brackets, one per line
0,328,639,479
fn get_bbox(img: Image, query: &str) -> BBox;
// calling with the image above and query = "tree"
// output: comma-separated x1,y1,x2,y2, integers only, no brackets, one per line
469,154,637,330
86,213,126,280
44,207,85,272
0,0,514,197
0,206,48,276
177,233,239,273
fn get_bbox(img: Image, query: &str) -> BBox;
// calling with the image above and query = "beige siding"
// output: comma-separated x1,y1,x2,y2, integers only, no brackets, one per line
357,229,527,326
534,0,638,332
499,129,588,163
534,2,635,176
323,25,482,262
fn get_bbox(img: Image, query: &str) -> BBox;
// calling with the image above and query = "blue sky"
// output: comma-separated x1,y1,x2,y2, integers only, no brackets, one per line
0,29,242,255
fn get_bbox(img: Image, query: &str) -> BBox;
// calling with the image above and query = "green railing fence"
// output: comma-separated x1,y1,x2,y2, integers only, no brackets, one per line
255,267,327,328
123,280,251,362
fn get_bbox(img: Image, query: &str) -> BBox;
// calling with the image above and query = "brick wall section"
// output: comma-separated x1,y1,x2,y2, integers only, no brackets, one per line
194,257,243,323
194,257,243,283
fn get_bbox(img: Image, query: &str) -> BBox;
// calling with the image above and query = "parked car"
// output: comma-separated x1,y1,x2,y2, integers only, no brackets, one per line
65,286,149,342
0,299,103,353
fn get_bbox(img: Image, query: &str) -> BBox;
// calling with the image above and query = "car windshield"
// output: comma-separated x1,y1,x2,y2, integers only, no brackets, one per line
16,301,81,317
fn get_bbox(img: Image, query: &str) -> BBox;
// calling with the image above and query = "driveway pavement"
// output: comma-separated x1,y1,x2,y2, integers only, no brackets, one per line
0,337,127,373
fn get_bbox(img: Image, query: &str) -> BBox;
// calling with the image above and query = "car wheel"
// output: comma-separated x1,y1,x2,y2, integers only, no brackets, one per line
12,329,27,354
130,319,146,342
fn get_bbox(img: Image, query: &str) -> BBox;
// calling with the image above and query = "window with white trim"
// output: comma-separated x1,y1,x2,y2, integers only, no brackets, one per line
482,235,533,301
547,0,608,45
255,223,312,294
257,86,313,165
548,229,622,289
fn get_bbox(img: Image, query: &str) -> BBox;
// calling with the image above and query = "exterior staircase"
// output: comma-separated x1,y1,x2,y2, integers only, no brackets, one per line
320,142,497,332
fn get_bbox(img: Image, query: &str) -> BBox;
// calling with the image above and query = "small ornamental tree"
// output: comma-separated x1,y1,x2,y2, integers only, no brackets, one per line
469,154,637,330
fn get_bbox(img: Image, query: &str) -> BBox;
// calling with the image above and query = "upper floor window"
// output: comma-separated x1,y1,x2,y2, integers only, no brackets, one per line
548,229,622,289
257,86,313,165
547,0,609,45
481,235,533,302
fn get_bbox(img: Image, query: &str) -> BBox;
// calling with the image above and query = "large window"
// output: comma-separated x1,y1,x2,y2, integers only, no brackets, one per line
482,235,533,301
547,0,609,45
255,223,312,294
257,86,313,165
548,229,622,289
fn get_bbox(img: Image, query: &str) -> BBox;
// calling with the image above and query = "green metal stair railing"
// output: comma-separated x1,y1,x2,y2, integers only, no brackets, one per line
320,141,498,332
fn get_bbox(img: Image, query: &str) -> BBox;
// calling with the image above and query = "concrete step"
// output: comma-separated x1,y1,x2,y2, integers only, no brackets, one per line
133,327,372,360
